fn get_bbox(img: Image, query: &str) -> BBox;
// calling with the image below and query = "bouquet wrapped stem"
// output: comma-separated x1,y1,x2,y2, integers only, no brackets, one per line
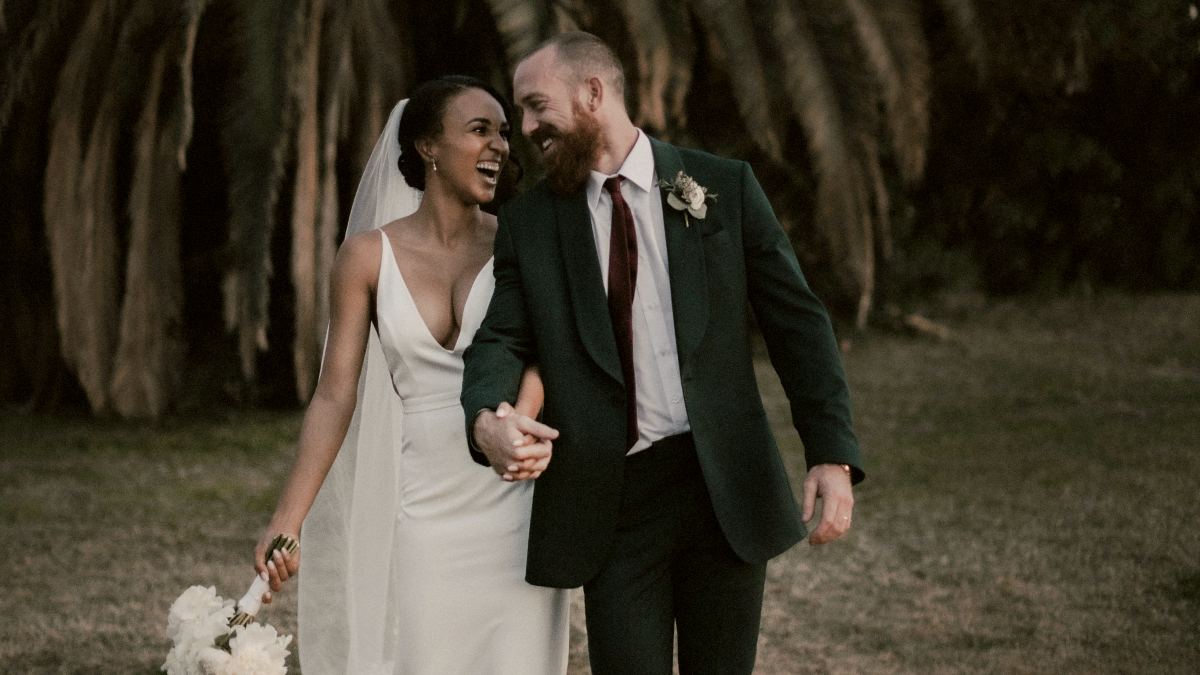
215,534,299,648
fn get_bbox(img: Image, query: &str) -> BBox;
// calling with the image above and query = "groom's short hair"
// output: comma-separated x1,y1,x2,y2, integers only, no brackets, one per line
524,31,625,100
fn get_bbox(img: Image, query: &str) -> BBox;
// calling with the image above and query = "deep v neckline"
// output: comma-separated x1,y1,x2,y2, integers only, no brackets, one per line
380,230,492,353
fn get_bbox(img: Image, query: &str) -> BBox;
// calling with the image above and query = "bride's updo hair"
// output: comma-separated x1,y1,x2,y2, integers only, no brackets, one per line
396,75,517,190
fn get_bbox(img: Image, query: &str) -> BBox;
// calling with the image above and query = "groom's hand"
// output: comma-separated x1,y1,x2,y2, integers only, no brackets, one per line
803,463,855,545
472,401,559,481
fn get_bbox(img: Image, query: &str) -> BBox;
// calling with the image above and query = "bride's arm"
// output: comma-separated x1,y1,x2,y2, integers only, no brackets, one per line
503,366,551,481
253,233,379,596
512,365,544,419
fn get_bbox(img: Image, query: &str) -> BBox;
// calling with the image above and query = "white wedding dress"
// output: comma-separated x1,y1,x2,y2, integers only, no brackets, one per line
298,98,567,674
367,229,569,673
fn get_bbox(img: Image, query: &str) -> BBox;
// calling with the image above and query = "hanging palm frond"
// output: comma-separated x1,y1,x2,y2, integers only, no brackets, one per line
289,0,411,403
42,0,123,413
761,0,881,325
936,0,988,79
610,0,673,132
0,0,70,144
315,3,357,348
110,1,205,417
346,0,410,171
652,0,698,134
550,0,594,33
688,0,784,162
221,0,308,389
312,37,350,384
844,0,929,182
289,0,327,402
484,0,551,69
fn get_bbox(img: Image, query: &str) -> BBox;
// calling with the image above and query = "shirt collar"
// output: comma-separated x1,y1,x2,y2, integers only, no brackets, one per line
587,129,655,210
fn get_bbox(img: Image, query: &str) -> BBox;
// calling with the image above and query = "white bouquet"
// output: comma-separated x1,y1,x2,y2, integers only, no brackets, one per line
163,535,297,674
162,585,292,675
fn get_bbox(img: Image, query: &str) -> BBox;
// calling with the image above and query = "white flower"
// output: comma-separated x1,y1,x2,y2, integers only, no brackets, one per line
164,586,236,675
167,586,234,643
659,171,716,223
210,624,292,675
196,647,233,674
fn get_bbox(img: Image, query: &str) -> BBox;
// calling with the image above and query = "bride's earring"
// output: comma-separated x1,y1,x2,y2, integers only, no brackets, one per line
431,158,438,173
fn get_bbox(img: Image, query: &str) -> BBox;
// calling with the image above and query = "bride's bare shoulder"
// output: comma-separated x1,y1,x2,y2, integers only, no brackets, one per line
332,229,384,290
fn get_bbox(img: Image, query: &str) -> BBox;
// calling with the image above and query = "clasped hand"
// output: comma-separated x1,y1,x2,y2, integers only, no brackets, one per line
473,401,559,481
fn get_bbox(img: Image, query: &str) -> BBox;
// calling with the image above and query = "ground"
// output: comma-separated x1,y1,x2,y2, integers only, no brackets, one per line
1,294,1197,673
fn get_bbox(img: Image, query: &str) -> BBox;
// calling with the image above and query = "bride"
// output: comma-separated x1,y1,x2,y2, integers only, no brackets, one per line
251,76,570,674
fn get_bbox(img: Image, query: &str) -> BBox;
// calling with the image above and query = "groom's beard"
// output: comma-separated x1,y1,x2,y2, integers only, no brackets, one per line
533,102,602,196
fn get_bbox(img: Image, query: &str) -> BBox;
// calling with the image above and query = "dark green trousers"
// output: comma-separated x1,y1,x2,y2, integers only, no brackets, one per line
583,434,767,674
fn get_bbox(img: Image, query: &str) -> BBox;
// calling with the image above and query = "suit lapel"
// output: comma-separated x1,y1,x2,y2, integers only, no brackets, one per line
555,190,624,385
650,138,709,367
552,138,710,384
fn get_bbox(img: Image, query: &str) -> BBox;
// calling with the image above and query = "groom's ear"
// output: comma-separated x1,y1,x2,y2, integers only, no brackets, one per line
584,76,604,111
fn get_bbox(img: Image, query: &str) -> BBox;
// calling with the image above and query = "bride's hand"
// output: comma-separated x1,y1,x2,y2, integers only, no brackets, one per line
254,529,301,603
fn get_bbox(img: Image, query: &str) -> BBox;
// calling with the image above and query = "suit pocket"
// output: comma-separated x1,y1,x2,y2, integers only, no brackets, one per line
700,217,726,238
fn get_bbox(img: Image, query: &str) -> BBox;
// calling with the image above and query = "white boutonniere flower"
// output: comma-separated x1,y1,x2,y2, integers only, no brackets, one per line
659,171,717,227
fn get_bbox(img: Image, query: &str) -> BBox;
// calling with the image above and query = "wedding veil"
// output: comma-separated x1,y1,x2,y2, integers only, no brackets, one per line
298,100,418,674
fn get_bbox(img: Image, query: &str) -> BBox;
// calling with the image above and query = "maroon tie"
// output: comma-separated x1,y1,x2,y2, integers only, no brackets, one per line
604,176,639,450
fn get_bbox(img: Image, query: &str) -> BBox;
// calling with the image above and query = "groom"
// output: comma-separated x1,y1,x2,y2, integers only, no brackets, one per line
463,31,863,674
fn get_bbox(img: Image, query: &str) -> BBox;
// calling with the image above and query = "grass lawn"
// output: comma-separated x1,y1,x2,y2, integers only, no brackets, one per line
2,294,1198,673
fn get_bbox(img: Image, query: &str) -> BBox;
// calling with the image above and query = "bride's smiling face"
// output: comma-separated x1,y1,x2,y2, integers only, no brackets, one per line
420,88,511,205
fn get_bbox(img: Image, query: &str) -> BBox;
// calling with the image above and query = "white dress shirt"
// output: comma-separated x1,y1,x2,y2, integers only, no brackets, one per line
586,130,691,454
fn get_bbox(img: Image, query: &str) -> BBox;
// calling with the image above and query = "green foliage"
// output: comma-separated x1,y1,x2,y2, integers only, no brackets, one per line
908,0,1200,295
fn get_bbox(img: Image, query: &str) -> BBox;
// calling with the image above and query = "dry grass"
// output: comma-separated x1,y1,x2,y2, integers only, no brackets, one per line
2,294,1198,673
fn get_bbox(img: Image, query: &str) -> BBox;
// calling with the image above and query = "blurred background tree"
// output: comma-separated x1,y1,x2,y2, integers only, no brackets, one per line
1,0,1197,418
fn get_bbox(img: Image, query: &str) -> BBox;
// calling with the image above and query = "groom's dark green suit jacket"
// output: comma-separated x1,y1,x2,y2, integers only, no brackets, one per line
462,138,863,589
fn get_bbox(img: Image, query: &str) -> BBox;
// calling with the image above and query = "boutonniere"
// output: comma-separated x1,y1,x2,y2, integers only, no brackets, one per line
658,171,717,227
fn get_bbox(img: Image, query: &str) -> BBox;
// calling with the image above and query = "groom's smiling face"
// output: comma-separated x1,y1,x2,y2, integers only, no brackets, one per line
514,46,603,194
